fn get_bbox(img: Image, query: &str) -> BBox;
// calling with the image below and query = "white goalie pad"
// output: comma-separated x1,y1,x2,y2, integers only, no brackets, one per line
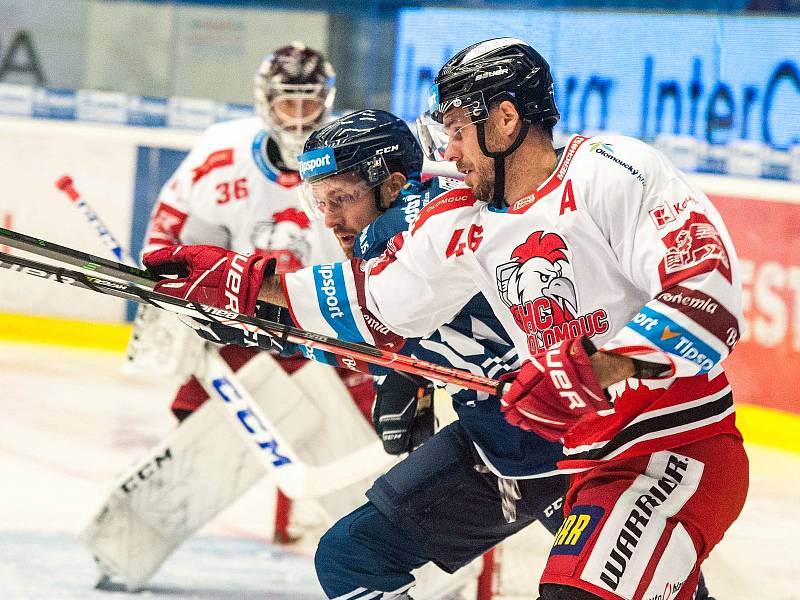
122,305,206,379
80,350,394,590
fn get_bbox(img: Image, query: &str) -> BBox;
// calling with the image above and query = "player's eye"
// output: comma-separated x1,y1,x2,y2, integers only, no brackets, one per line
334,194,354,207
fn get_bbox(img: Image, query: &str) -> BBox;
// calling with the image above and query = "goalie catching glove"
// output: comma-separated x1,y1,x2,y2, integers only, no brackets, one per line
500,336,611,442
373,372,436,455
143,245,271,315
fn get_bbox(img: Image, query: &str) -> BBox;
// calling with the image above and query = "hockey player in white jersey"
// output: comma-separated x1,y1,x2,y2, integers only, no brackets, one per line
143,39,744,600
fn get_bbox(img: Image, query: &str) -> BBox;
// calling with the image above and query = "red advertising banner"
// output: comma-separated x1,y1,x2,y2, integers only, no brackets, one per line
709,193,800,415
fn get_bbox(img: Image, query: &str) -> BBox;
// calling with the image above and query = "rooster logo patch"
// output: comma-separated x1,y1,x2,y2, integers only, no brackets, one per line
496,231,609,355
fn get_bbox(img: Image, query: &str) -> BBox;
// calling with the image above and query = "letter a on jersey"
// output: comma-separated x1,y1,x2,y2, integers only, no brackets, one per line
559,179,577,215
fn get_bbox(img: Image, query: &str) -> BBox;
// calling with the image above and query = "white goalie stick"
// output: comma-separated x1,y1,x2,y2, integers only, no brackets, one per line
0,227,505,396
0,246,390,499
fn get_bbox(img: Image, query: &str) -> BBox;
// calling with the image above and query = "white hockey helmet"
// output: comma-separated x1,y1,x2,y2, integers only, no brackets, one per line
254,42,336,171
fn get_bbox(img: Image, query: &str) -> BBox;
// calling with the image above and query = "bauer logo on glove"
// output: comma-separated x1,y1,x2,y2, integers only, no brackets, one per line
500,336,612,442
143,245,273,316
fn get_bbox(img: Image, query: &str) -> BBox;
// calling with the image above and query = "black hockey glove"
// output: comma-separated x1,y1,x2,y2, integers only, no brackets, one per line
372,371,436,455
181,300,288,354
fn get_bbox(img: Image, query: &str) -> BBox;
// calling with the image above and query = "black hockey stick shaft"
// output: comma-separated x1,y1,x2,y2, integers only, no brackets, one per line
0,227,156,287
0,249,503,395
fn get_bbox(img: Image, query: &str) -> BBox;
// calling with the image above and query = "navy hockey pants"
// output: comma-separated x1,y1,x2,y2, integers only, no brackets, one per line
314,421,568,598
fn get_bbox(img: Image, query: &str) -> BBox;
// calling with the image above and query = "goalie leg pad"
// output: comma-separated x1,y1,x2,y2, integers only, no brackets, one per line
366,421,569,574
80,353,331,590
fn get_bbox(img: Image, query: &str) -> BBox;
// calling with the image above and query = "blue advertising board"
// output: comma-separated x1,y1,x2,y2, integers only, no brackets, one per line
392,9,800,148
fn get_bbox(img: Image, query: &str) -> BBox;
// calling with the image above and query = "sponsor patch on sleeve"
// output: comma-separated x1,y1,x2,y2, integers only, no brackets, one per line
658,212,732,287
627,306,721,372
550,505,604,556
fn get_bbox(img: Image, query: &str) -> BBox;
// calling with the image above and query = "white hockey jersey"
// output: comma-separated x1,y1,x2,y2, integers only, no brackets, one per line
144,116,342,268
283,134,743,471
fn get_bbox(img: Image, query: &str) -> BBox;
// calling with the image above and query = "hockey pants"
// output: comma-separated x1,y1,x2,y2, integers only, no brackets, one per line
315,421,568,598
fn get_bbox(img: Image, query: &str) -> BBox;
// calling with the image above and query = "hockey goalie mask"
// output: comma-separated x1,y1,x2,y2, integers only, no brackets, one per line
254,43,336,171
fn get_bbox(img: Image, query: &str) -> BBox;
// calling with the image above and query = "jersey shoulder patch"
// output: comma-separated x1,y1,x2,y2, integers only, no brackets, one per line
409,187,478,235
579,134,656,187
191,148,234,184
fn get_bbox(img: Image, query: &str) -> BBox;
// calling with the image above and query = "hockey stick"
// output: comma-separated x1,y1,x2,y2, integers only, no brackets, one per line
0,253,390,497
56,175,131,263
0,226,155,287
0,245,503,395
41,188,395,494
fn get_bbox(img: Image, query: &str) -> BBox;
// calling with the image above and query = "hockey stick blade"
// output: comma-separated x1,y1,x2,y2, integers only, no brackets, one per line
0,226,156,287
0,249,504,395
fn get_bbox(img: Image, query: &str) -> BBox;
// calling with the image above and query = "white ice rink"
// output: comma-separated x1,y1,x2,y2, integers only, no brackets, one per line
1,341,798,599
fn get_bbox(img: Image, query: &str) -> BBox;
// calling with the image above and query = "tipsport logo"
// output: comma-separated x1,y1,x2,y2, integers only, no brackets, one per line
297,147,337,180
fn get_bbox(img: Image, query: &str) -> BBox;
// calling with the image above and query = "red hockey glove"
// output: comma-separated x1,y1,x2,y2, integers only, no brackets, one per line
500,336,611,441
143,245,270,315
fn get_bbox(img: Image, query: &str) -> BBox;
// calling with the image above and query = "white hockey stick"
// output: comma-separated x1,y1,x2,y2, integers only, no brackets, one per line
195,345,392,498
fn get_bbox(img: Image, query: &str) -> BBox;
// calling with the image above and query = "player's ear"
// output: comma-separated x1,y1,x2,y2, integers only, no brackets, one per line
496,100,521,138
381,172,407,209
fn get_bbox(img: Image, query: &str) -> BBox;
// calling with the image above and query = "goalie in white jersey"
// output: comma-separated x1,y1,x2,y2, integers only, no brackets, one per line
144,39,747,600
83,44,381,592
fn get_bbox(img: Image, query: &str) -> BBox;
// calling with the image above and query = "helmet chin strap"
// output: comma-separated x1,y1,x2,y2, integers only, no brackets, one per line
475,120,529,208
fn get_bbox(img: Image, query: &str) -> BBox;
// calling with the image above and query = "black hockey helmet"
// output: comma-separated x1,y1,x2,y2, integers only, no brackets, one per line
430,37,558,129
297,109,422,217
254,42,336,170
300,109,422,184
417,38,559,207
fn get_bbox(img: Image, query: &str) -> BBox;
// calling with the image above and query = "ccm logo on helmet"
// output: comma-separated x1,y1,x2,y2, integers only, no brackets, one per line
545,342,586,410
376,145,399,155
225,253,248,313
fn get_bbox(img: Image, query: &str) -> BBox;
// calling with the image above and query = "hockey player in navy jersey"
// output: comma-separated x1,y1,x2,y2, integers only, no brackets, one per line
169,108,571,597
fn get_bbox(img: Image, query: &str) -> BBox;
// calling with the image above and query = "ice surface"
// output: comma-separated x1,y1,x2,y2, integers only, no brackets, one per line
0,341,798,599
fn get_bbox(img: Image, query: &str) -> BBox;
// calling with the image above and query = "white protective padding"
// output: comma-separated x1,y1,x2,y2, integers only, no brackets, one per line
80,350,394,590
123,305,207,379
